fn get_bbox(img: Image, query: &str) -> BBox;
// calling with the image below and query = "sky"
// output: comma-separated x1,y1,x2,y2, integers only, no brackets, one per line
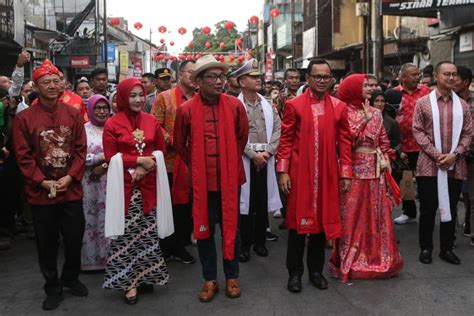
108,0,264,54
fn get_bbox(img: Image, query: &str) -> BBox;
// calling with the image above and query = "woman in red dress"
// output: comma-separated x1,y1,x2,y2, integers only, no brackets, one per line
329,74,403,282
102,78,170,304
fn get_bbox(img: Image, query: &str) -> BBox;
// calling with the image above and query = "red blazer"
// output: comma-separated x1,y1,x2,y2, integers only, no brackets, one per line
103,111,166,213
174,93,248,191
276,93,352,231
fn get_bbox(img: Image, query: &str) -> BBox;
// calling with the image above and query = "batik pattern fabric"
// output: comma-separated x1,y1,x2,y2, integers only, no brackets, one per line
329,105,403,283
103,188,169,290
81,122,108,270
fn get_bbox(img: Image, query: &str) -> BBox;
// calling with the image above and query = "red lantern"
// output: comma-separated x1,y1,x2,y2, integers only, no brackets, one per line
110,17,120,26
205,41,212,49
169,41,175,46
235,38,243,46
188,41,194,48
247,55,253,60
179,54,186,61
219,55,225,62
134,22,143,30
270,8,281,18
214,54,219,60
238,55,245,63
229,54,235,62
153,55,160,61
202,26,211,34
160,38,165,44
163,55,169,61
178,27,187,35
158,25,167,33
249,16,259,24
186,54,193,61
195,54,201,60
224,21,235,30
219,42,225,49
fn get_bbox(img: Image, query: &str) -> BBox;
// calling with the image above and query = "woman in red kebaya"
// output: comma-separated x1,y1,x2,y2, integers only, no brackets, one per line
329,74,403,282
102,78,173,305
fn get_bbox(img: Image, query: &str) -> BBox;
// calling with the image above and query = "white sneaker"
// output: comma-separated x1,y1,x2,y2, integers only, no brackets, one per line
394,214,417,225
273,209,282,218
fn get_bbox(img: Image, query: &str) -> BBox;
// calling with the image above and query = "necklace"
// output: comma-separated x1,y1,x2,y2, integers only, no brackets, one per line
132,129,145,156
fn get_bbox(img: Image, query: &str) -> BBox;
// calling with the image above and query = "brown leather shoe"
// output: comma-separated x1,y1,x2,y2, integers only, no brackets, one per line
199,280,218,302
225,278,241,298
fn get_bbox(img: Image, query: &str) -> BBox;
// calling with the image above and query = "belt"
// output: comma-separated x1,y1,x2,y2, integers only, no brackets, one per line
248,143,268,152
354,146,388,178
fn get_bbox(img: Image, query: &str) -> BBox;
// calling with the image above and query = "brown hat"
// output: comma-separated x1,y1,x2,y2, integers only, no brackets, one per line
191,55,229,81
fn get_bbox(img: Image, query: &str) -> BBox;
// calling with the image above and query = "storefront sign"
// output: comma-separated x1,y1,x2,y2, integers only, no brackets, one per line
119,52,129,74
70,56,90,68
382,0,474,15
460,31,474,52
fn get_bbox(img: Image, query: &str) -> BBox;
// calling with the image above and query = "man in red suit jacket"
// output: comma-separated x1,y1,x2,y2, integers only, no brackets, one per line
277,59,352,293
174,55,249,303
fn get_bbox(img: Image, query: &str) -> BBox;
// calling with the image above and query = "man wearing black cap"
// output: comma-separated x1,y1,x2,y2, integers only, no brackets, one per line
225,66,241,97
233,59,282,263
155,68,173,94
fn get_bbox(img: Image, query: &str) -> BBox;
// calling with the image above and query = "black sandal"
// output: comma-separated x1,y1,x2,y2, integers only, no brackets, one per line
124,289,138,305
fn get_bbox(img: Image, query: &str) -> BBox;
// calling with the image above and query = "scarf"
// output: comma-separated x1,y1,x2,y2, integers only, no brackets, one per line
116,78,145,130
191,93,239,260
294,89,341,238
338,74,368,108
429,89,463,222
87,94,110,126
104,151,174,239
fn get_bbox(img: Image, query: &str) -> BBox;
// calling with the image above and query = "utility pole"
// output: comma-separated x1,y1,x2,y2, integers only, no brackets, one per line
290,0,296,68
149,28,153,72
103,0,108,66
372,0,383,78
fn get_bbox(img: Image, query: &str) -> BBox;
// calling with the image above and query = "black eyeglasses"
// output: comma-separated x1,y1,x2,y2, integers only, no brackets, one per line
202,74,227,82
308,74,333,82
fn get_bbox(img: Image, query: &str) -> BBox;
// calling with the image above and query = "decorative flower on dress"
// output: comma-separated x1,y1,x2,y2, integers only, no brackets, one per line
133,129,145,156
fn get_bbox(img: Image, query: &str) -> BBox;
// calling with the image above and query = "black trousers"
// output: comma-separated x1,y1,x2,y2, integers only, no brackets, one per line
197,191,240,281
240,163,268,251
417,176,462,252
160,172,193,255
402,152,419,218
286,229,325,277
31,200,85,295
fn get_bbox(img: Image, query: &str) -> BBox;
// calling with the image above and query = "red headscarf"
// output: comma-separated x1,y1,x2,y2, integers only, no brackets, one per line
32,59,60,82
116,78,146,130
337,74,367,107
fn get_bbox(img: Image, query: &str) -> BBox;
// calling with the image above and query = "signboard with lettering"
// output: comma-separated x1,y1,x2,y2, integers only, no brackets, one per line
382,0,474,16
459,31,474,52
70,56,90,68
107,42,116,62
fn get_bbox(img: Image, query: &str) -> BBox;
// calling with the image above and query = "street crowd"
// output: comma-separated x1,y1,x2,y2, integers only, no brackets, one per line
0,51,473,311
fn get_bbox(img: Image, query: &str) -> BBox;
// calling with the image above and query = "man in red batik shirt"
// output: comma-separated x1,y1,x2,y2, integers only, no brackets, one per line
13,59,87,311
394,63,431,224
277,59,352,293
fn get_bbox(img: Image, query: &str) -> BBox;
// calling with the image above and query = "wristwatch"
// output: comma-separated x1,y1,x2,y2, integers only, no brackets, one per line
453,151,462,162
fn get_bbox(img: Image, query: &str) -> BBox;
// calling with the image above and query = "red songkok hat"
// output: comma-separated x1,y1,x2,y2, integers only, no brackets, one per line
32,59,60,82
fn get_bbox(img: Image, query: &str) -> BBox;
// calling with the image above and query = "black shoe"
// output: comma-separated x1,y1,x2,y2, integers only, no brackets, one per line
173,248,196,264
42,294,64,310
63,280,88,296
439,250,461,265
239,250,250,263
266,231,279,241
124,290,138,305
309,273,328,290
253,245,269,257
419,249,432,264
287,275,302,293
